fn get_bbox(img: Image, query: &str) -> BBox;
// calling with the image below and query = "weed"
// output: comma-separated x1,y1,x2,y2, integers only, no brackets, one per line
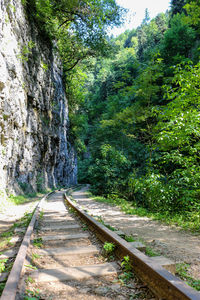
118,256,134,285
145,246,159,257
118,271,133,285
26,276,35,284
0,230,13,238
5,260,13,273
0,236,12,251
0,283,6,296
24,264,37,270
33,238,43,248
124,235,136,242
82,225,88,231
9,194,33,205
13,212,33,229
39,211,44,220
17,41,35,62
0,258,8,272
41,61,48,71
121,255,132,272
24,288,40,299
97,216,116,231
32,253,41,262
176,263,200,291
103,242,115,259
68,207,76,214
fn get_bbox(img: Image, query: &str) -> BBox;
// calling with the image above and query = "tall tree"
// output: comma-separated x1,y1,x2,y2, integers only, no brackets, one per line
142,8,150,25
170,0,187,16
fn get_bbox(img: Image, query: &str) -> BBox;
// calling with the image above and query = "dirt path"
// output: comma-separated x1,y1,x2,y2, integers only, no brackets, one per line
0,198,39,235
72,187,200,278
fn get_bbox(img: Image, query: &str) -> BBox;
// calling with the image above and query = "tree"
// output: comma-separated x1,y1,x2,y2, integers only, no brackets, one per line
142,8,150,25
161,14,196,66
25,0,126,70
185,1,200,31
170,0,187,16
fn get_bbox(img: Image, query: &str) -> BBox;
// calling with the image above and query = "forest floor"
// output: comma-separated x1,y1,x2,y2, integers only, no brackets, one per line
71,186,200,285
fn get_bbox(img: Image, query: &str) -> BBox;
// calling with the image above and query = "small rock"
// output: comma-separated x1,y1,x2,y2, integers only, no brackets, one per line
115,230,125,237
110,284,121,292
10,236,22,243
116,296,126,300
79,287,91,294
95,286,109,295
14,227,26,233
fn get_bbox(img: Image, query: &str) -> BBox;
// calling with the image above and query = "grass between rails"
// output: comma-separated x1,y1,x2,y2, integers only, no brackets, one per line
87,192,200,234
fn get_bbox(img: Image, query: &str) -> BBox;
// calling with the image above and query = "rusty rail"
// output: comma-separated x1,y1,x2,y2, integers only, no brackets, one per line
64,194,200,300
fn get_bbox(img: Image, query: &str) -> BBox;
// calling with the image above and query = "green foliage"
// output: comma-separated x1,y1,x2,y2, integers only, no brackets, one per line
40,61,48,71
97,216,116,231
118,256,133,285
33,238,43,248
24,288,40,300
25,0,125,69
0,258,8,272
36,173,44,192
76,3,200,228
32,253,41,262
121,255,132,271
21,0,27,6
145,247,160,257
39,211,44,220
26,276,35,284
24,264,37,270
124,235,135,242
9,194,32,205
161,14,196,66
20,0,200,229
103,242,115,256
88,144,131,195
184,1,200,31
0,283,6,297
131,62,200,214
170,0,187,16
12,212,33,229
176,263,200,291
17,41,35,62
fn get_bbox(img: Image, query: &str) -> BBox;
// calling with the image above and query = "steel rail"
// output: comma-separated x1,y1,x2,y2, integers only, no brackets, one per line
64,194,200,300
0,191,55,300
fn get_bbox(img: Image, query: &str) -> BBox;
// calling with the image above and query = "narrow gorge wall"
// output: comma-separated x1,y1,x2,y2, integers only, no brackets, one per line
0,0,77,194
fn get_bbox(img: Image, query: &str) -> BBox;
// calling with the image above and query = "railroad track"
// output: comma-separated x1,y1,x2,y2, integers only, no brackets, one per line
0,190,200,299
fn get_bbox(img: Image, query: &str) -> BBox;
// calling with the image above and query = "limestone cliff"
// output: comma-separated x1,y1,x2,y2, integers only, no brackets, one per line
0,0,77,193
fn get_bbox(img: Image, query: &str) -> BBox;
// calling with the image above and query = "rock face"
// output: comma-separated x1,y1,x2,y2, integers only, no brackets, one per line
0,0,77,193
